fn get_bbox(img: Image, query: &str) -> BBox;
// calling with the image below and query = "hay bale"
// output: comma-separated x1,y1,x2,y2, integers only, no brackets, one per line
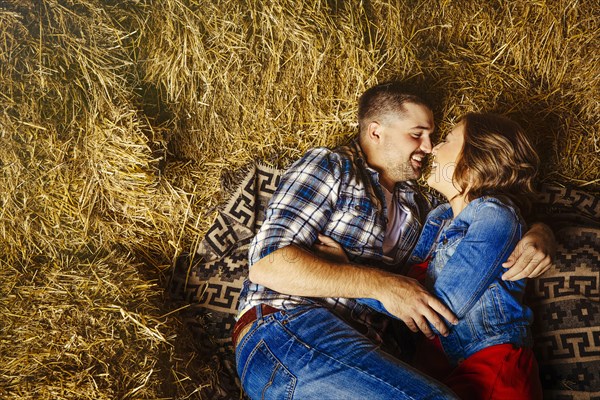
0,0,598,398
0,1,208,398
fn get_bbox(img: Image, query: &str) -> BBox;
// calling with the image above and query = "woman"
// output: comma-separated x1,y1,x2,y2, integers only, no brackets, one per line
408,112,543,399
347,112,543,399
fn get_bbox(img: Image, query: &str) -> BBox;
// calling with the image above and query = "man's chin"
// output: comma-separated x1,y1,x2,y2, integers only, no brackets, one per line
408,166,422,180
393,163,421,181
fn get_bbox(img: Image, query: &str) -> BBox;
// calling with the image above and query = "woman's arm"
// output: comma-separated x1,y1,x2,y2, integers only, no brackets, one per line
431,201,522,319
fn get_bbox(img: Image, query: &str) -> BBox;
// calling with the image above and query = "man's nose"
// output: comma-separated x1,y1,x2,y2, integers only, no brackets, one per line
420,136,432,153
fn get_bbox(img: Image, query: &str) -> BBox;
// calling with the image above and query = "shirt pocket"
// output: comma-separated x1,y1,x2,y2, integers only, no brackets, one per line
328,196,379,251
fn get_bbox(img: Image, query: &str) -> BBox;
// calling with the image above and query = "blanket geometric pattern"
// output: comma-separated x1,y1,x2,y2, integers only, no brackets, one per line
169,163,282,350
170,165,600,399
526,185,600,400
526,226,600,399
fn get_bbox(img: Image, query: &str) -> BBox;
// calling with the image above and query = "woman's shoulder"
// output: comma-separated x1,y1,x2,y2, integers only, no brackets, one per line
427,202,452,221
463,195,523,224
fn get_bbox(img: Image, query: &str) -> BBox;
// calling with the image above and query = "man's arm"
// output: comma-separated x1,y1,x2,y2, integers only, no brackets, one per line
250,244,458,339
502,222,556,281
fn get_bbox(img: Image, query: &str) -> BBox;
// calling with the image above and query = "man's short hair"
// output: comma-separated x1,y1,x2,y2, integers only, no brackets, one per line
358,81,431,136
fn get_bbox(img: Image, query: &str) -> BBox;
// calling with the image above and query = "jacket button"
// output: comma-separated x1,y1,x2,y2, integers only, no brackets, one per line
442,238,448,245
355,205,361,211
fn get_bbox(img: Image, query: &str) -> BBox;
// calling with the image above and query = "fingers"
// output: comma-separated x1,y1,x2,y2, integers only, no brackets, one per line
501,256,515,269
395,294,456,338
313,243,336,258
383,276,458,338
414,315,435,339
404,319,419,334
502,245,552,281
312,241,349,263
506,254,553,281
505,225,556,281
530,255,553,277
501,248,535,281
400,306,449,338
317,233,338,247
427,296,458,327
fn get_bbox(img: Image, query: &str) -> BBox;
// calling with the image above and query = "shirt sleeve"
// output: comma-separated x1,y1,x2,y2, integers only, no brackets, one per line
431,201,523,318
248,148,341,266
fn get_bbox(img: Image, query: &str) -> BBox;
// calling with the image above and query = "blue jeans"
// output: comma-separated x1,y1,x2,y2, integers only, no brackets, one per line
235,304,458,399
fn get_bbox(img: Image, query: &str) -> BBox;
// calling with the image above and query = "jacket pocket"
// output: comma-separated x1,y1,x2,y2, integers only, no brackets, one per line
481,284,507,334
432,227,466,269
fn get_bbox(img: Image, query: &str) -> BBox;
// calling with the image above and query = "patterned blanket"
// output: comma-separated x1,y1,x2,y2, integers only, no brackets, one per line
169,164,282,397
169,164,600,399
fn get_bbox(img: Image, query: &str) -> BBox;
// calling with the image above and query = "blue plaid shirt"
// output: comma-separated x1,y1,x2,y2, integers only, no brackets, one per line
239,140,438,343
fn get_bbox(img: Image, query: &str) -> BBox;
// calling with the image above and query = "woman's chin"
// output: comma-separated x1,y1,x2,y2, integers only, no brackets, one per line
426,173,438,191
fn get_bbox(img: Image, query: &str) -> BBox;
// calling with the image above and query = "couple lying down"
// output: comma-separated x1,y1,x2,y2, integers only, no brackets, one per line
234,82,553,399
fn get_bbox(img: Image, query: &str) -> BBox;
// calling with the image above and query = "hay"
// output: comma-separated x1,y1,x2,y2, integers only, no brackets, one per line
0,0,598,398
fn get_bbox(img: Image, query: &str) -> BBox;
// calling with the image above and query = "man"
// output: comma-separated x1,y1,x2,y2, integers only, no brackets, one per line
234,82,554,399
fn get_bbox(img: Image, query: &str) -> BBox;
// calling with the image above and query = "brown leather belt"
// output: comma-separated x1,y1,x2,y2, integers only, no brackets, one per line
232,304,280,348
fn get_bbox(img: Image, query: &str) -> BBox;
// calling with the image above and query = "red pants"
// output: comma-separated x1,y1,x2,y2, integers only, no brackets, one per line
408,261,543,399
413,335,542,400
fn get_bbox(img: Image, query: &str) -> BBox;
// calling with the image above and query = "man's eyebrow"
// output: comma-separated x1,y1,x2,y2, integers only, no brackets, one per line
411,125,432,130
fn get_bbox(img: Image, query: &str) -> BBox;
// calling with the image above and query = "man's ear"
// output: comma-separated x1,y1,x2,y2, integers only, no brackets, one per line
366,121,382,143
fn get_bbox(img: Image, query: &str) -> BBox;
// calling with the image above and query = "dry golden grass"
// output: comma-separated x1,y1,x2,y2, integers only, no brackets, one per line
0,0,598,398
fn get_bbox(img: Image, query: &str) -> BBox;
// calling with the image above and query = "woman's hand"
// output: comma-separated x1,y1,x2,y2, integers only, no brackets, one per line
312,234,350,263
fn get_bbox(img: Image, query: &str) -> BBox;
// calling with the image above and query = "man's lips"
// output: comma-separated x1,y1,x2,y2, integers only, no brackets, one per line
411,153,426,169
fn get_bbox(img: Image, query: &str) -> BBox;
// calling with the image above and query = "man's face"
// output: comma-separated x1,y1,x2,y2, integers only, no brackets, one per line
376,102,434,183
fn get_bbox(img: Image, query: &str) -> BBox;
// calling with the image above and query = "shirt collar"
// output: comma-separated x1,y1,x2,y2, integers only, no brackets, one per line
349,138,382,181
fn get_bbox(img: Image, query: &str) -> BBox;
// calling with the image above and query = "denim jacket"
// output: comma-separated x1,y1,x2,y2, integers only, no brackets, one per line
408,196,533,365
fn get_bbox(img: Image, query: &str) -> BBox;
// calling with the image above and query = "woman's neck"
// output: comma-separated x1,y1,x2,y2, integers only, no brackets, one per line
448,193,470,218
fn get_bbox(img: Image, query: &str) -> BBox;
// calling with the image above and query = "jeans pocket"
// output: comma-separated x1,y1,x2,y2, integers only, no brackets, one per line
240,340,297,400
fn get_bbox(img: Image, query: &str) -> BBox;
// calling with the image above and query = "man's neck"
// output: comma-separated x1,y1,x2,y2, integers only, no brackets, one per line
380,176,396,193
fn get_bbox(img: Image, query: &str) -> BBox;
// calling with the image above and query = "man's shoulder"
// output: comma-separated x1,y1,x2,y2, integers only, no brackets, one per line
303,144,357,161
288,144,360,176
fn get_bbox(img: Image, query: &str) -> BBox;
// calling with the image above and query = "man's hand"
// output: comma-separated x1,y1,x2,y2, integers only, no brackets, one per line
312,234,457,338
502,222,556,281
376,274,458,339
312,234,350,263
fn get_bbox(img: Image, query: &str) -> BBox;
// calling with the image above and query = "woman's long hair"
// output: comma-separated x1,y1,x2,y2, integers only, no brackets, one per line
453,112,540,214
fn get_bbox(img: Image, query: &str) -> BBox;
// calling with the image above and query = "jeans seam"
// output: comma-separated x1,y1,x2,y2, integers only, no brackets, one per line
274,318,439,399
309,344,422,399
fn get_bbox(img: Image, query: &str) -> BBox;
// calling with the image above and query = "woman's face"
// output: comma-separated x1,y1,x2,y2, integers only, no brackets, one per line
427,121,466,199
